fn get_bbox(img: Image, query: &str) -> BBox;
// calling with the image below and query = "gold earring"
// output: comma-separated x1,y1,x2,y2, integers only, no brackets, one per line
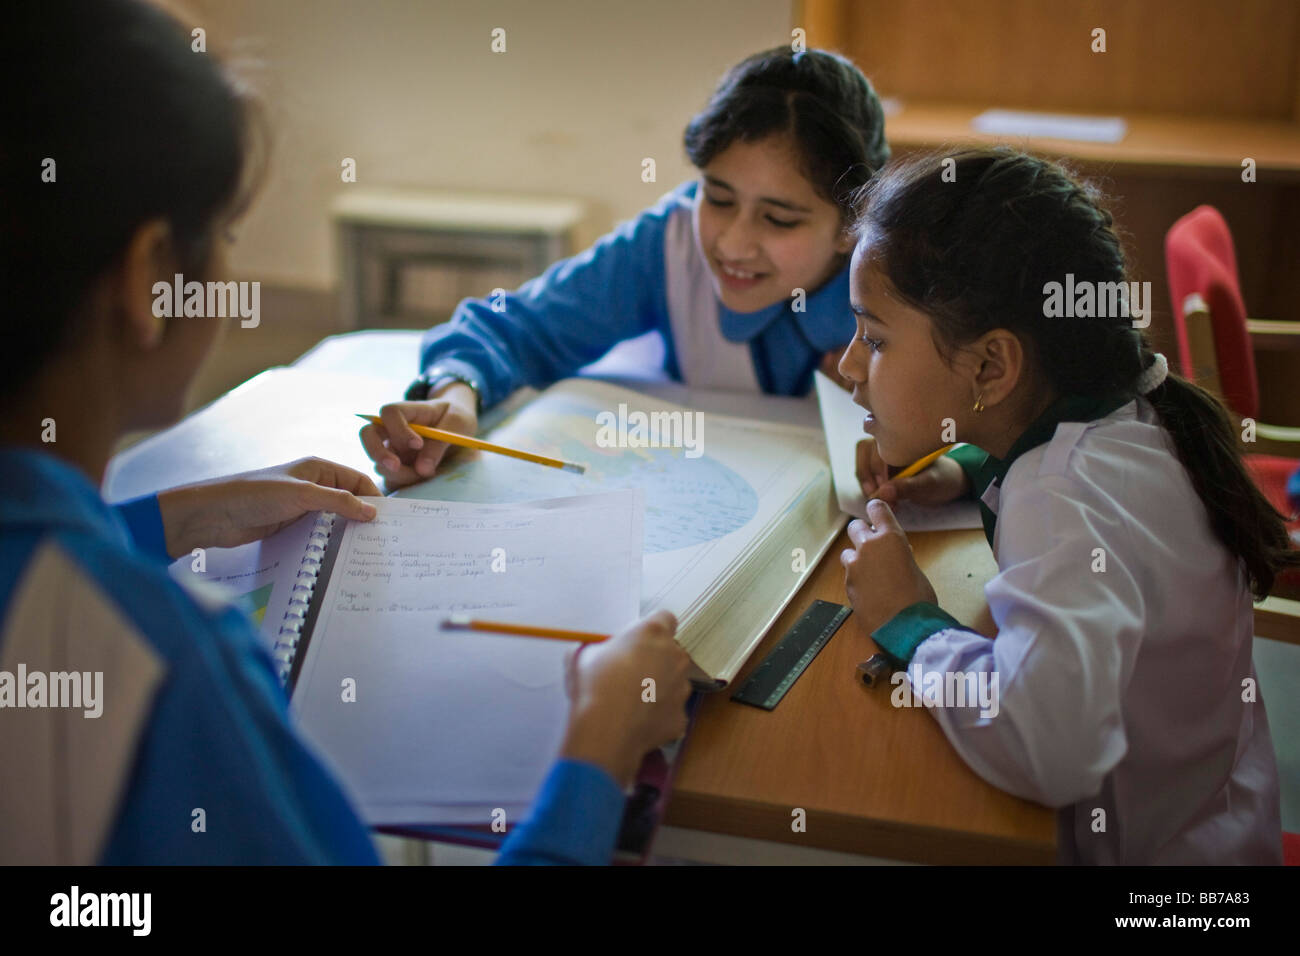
972,393,985,413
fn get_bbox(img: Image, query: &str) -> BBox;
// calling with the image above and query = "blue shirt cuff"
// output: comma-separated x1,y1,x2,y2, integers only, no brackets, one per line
872,601,968,667
419,355,490,410
495,759,625,865
112,494,171,563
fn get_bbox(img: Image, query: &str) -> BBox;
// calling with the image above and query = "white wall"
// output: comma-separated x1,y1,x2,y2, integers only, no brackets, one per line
191,0,795,289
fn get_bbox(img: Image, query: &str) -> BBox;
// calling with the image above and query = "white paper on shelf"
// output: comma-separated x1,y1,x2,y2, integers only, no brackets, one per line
972,108,1127,143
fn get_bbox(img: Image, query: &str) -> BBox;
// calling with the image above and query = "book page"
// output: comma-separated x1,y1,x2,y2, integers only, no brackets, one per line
395,378,836,680
167,511,323,653
289,490,642,823
814,371,981,532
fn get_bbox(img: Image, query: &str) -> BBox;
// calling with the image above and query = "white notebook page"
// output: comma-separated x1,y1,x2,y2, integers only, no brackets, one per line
290,490,643,823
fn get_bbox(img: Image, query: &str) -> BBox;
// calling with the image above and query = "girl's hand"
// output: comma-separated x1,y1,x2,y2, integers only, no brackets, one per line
157,457,380,558
560,610,693,788
841,499,938,635
856,435,970,507
358,384,479,488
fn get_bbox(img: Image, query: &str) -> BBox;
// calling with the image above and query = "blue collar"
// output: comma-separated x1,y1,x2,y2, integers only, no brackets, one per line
0,447,131,547
716,261,852,348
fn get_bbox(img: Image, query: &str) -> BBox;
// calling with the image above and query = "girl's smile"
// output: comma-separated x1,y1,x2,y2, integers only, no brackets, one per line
714,257,769,292
694,135,853,313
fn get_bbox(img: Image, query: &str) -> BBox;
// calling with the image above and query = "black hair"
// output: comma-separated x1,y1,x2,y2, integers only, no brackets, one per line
1,0,266,400
684,47,890,216
853,147,1300,599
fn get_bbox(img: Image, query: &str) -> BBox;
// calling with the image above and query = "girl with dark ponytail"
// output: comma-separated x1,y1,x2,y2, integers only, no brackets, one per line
837,146,1291,865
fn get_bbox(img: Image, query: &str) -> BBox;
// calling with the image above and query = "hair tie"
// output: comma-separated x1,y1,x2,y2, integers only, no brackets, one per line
1135,352,1168,394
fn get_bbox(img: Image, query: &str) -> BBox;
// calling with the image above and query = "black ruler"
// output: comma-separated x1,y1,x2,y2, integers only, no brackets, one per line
730,599,851,710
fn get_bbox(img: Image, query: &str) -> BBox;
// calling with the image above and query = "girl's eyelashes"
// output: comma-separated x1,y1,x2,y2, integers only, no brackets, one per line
703,193,802,229
859,333,884,352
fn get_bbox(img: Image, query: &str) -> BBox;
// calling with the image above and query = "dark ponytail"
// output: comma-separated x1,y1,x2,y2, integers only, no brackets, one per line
1142,372,1297,597
854,147,1300,599
684,47,890,216
1,0,267,401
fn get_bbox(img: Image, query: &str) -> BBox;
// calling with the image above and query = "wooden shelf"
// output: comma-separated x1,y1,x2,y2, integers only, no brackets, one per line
1248,318,1300,348
884,101,1300,177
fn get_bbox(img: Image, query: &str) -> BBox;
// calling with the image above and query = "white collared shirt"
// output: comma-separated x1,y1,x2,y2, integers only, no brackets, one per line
912,397,1283,864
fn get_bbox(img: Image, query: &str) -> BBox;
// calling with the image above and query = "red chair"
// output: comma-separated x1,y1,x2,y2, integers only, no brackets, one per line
1165,205,1300,598
1167,207,1300,866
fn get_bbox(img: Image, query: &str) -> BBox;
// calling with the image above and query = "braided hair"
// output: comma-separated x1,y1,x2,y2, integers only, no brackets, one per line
684,47,890,218
852,147,1298,598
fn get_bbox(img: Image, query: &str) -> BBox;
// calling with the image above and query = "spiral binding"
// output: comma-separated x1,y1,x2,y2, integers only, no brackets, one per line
270,512,336,686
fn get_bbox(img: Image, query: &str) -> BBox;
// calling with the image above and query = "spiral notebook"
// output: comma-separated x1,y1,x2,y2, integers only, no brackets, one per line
168,491,644,826
168,508,337,687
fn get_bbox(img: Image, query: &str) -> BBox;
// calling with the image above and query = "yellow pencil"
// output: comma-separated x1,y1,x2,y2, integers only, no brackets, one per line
356,414,586,474
867,443,956,501
440,615,608,644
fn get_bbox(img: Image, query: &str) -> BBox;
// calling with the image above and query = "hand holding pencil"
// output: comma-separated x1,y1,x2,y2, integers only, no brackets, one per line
856,436,970,507
438,612,693,787
559,611,693,788
357,394,480,488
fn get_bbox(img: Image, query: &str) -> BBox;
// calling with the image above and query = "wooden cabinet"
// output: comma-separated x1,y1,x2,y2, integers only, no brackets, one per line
800,0,1300,422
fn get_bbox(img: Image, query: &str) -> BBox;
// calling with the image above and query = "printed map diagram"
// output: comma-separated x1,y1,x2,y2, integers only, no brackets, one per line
405,397,759,553
233,582,275,625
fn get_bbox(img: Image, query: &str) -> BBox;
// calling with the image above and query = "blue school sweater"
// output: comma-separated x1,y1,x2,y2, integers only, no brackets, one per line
419,180,854,409
0,448,624,865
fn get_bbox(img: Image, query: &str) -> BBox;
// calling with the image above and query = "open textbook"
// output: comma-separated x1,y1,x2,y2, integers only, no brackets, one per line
396,377,846,686
170,491,643,824
164,377,844,822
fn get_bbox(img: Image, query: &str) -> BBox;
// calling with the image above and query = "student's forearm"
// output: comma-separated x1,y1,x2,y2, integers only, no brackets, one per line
432,381,478,414
156,482,211,559
558,705,641,789
910,627,1117,808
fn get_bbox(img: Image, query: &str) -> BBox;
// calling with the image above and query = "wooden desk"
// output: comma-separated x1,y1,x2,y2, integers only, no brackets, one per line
286,333,1057,862
665,526,1058,865
109,331,1057,863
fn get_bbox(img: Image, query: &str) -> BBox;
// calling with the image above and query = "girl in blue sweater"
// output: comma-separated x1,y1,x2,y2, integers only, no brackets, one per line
361,47,891,486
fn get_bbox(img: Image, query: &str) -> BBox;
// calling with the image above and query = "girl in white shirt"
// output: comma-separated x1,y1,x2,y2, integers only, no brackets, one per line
837,147,1297,864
